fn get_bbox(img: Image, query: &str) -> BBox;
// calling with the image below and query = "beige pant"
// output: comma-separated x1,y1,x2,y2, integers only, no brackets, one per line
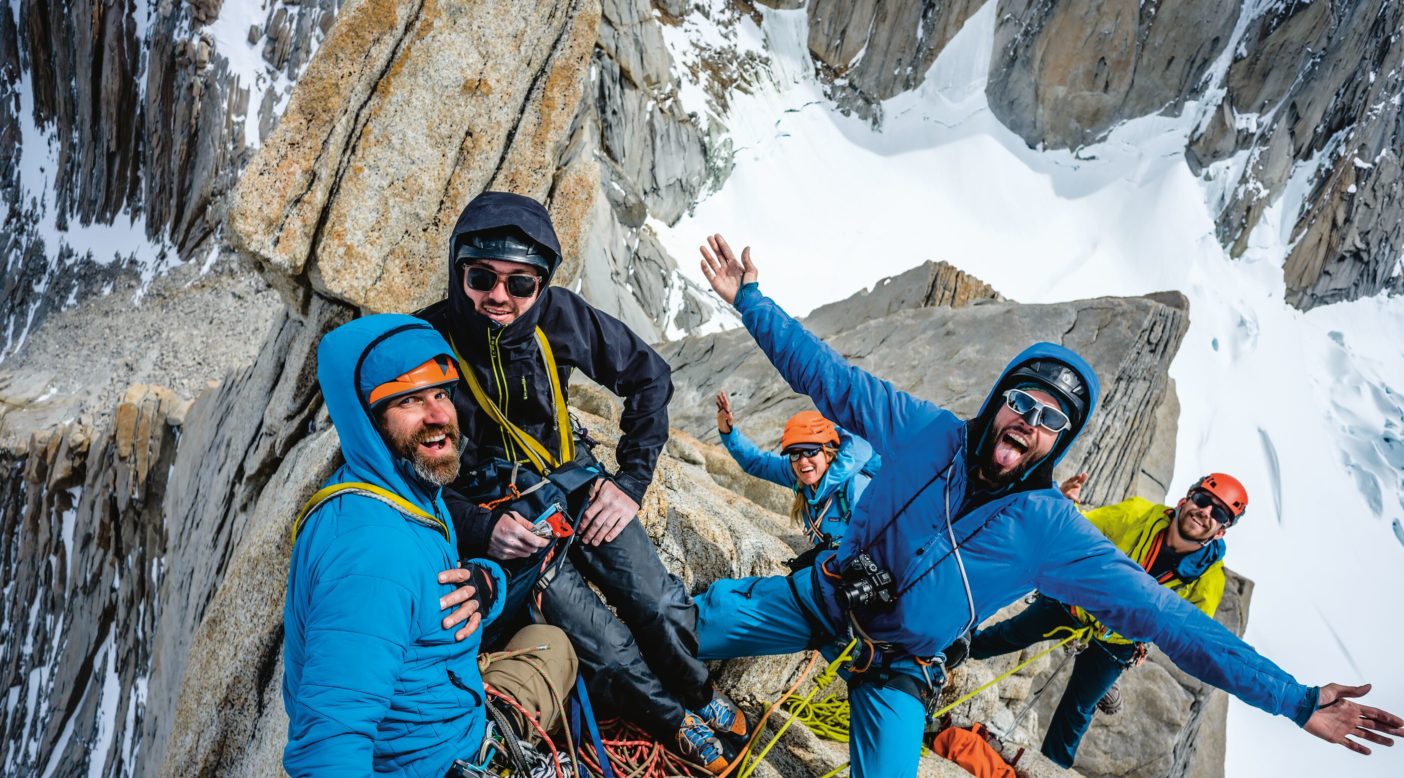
480,624,578,744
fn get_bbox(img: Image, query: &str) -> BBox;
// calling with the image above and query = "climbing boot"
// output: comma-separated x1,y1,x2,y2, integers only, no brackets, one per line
675,712,735,775
699,691,751,740
1096,681,1122,715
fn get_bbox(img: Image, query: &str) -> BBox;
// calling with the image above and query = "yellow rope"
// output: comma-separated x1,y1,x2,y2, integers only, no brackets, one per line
735,639,859,778
928,625,1091,720
789,624,1093,777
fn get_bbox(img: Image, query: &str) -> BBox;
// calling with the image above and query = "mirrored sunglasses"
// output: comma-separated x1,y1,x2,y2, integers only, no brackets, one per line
1002,388,1071,433
464,265,541,299
785,445,824,461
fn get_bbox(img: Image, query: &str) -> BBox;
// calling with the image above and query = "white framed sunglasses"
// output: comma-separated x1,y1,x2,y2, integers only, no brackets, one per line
1002,388,1071,433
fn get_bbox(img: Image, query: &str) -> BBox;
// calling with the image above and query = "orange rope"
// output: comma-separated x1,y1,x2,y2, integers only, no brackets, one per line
484,683,565,778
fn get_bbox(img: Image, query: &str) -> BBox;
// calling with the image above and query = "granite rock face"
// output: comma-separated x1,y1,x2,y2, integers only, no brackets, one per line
1,0,339,358
807,0,984,123
227,0,601,313
1188,0,1404,309
987,0,1240,151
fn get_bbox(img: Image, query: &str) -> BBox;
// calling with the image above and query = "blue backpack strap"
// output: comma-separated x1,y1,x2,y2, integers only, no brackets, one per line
572,674,615,778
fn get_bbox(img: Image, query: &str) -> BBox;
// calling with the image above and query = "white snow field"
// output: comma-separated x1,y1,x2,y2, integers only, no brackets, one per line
654,3,1404,776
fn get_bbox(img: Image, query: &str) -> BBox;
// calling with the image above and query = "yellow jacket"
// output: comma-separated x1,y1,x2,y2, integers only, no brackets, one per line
1068,497,1226,645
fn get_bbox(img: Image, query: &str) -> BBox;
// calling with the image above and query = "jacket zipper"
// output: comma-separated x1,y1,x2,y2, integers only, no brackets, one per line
488,327,516,462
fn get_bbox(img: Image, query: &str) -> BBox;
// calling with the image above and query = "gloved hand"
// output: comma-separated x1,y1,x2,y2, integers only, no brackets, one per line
437,562,501,641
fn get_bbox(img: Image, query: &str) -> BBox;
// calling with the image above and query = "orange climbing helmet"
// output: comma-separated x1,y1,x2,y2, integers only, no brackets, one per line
1190,472,1248,523
780,410,839,452
368,355,459,409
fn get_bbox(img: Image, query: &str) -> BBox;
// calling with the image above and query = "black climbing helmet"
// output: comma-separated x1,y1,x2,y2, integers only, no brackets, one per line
1001,358,1089,432
455,227,558,279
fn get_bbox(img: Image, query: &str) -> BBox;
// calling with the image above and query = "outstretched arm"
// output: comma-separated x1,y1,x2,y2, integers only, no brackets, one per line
699,234,950,455
1036,507,1403,754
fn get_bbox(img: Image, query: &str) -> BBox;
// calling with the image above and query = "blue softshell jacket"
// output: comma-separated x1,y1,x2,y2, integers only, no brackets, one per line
283,314,509,777
720,425,879,545
732,284,1318,727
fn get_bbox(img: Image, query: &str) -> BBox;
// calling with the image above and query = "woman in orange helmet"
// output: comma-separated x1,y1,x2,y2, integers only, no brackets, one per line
715,391,880,567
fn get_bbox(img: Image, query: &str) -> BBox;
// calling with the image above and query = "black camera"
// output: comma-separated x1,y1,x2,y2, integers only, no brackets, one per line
835,552,897,612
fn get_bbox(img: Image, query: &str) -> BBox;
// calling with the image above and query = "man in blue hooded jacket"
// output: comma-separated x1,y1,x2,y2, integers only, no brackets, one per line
283,314,576,777
693,234,1402,776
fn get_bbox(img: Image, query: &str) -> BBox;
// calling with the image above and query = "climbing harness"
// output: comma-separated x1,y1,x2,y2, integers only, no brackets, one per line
451,327,574,475
292,481,449,544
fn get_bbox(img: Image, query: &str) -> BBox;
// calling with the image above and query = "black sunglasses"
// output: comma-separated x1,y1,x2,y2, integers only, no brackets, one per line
1188,490,1235,526
785,445,823,461
1002,388,1071,433
464,265,541,299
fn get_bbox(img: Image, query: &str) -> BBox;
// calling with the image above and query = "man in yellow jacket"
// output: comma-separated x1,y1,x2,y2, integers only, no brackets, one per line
969,472,1248,768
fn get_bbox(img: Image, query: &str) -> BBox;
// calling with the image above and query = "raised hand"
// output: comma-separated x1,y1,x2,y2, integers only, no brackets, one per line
699,233,758,305
1304,683,1404,755
716,390,734,434
1060,472,1088,502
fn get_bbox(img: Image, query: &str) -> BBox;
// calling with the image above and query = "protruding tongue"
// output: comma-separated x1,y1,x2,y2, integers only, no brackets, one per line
993,434,1026,469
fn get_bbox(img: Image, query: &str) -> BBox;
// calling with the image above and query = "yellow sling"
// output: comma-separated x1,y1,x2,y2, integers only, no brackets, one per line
450,327,574,474
292,481,449,544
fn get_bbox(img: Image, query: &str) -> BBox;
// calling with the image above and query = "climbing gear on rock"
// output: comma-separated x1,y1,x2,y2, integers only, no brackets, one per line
928,722,1017,778
780,410,839,451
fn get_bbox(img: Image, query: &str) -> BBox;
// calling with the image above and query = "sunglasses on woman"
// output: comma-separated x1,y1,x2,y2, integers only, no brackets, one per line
1002,388,1071,433
463,264,541,299
785,445,824,461
1188,490,1236,526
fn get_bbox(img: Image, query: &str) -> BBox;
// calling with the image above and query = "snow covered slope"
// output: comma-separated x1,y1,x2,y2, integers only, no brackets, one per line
654,3,1404,776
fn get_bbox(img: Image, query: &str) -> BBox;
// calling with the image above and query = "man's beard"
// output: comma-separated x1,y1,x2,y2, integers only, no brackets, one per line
388,422,462,486
973,441,1040,490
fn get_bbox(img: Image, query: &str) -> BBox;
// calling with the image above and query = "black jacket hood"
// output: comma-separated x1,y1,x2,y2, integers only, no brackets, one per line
445,191,564,351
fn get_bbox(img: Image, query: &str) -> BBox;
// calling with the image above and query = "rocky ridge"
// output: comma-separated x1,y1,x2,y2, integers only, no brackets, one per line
798,0,1404,310
0,1,1284,776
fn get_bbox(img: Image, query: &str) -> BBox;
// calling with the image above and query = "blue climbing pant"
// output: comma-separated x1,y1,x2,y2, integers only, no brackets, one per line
695,572,936,778
970,595,1137,768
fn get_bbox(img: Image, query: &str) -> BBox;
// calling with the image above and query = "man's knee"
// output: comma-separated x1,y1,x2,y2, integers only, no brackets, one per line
483,624,580,741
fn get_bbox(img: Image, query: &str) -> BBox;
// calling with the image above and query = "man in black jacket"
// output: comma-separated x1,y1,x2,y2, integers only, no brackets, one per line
419,191,745,774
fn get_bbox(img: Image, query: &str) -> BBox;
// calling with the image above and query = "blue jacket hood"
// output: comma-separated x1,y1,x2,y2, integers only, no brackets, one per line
317,314,459,513
808,426,878,505
969,342,1101,487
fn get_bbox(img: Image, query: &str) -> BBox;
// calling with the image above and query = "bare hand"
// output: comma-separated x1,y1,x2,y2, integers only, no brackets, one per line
699,234,758,305
1060,473,1088,502
716,391,734,434
488,511,550,559
577,478,639,546
437,567,482,641
1304,683,1404,755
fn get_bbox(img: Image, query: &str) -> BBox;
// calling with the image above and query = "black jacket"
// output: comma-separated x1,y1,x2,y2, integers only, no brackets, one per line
418,194,673,554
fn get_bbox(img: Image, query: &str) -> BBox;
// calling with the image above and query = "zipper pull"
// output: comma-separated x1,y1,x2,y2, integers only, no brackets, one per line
522,376,528,400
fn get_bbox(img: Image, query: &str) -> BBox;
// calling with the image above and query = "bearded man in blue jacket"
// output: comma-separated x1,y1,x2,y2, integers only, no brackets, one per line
283,314,576,777
694,235,1402,777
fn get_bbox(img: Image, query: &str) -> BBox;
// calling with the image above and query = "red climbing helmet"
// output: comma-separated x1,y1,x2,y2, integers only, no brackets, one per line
1190,472,1248,524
